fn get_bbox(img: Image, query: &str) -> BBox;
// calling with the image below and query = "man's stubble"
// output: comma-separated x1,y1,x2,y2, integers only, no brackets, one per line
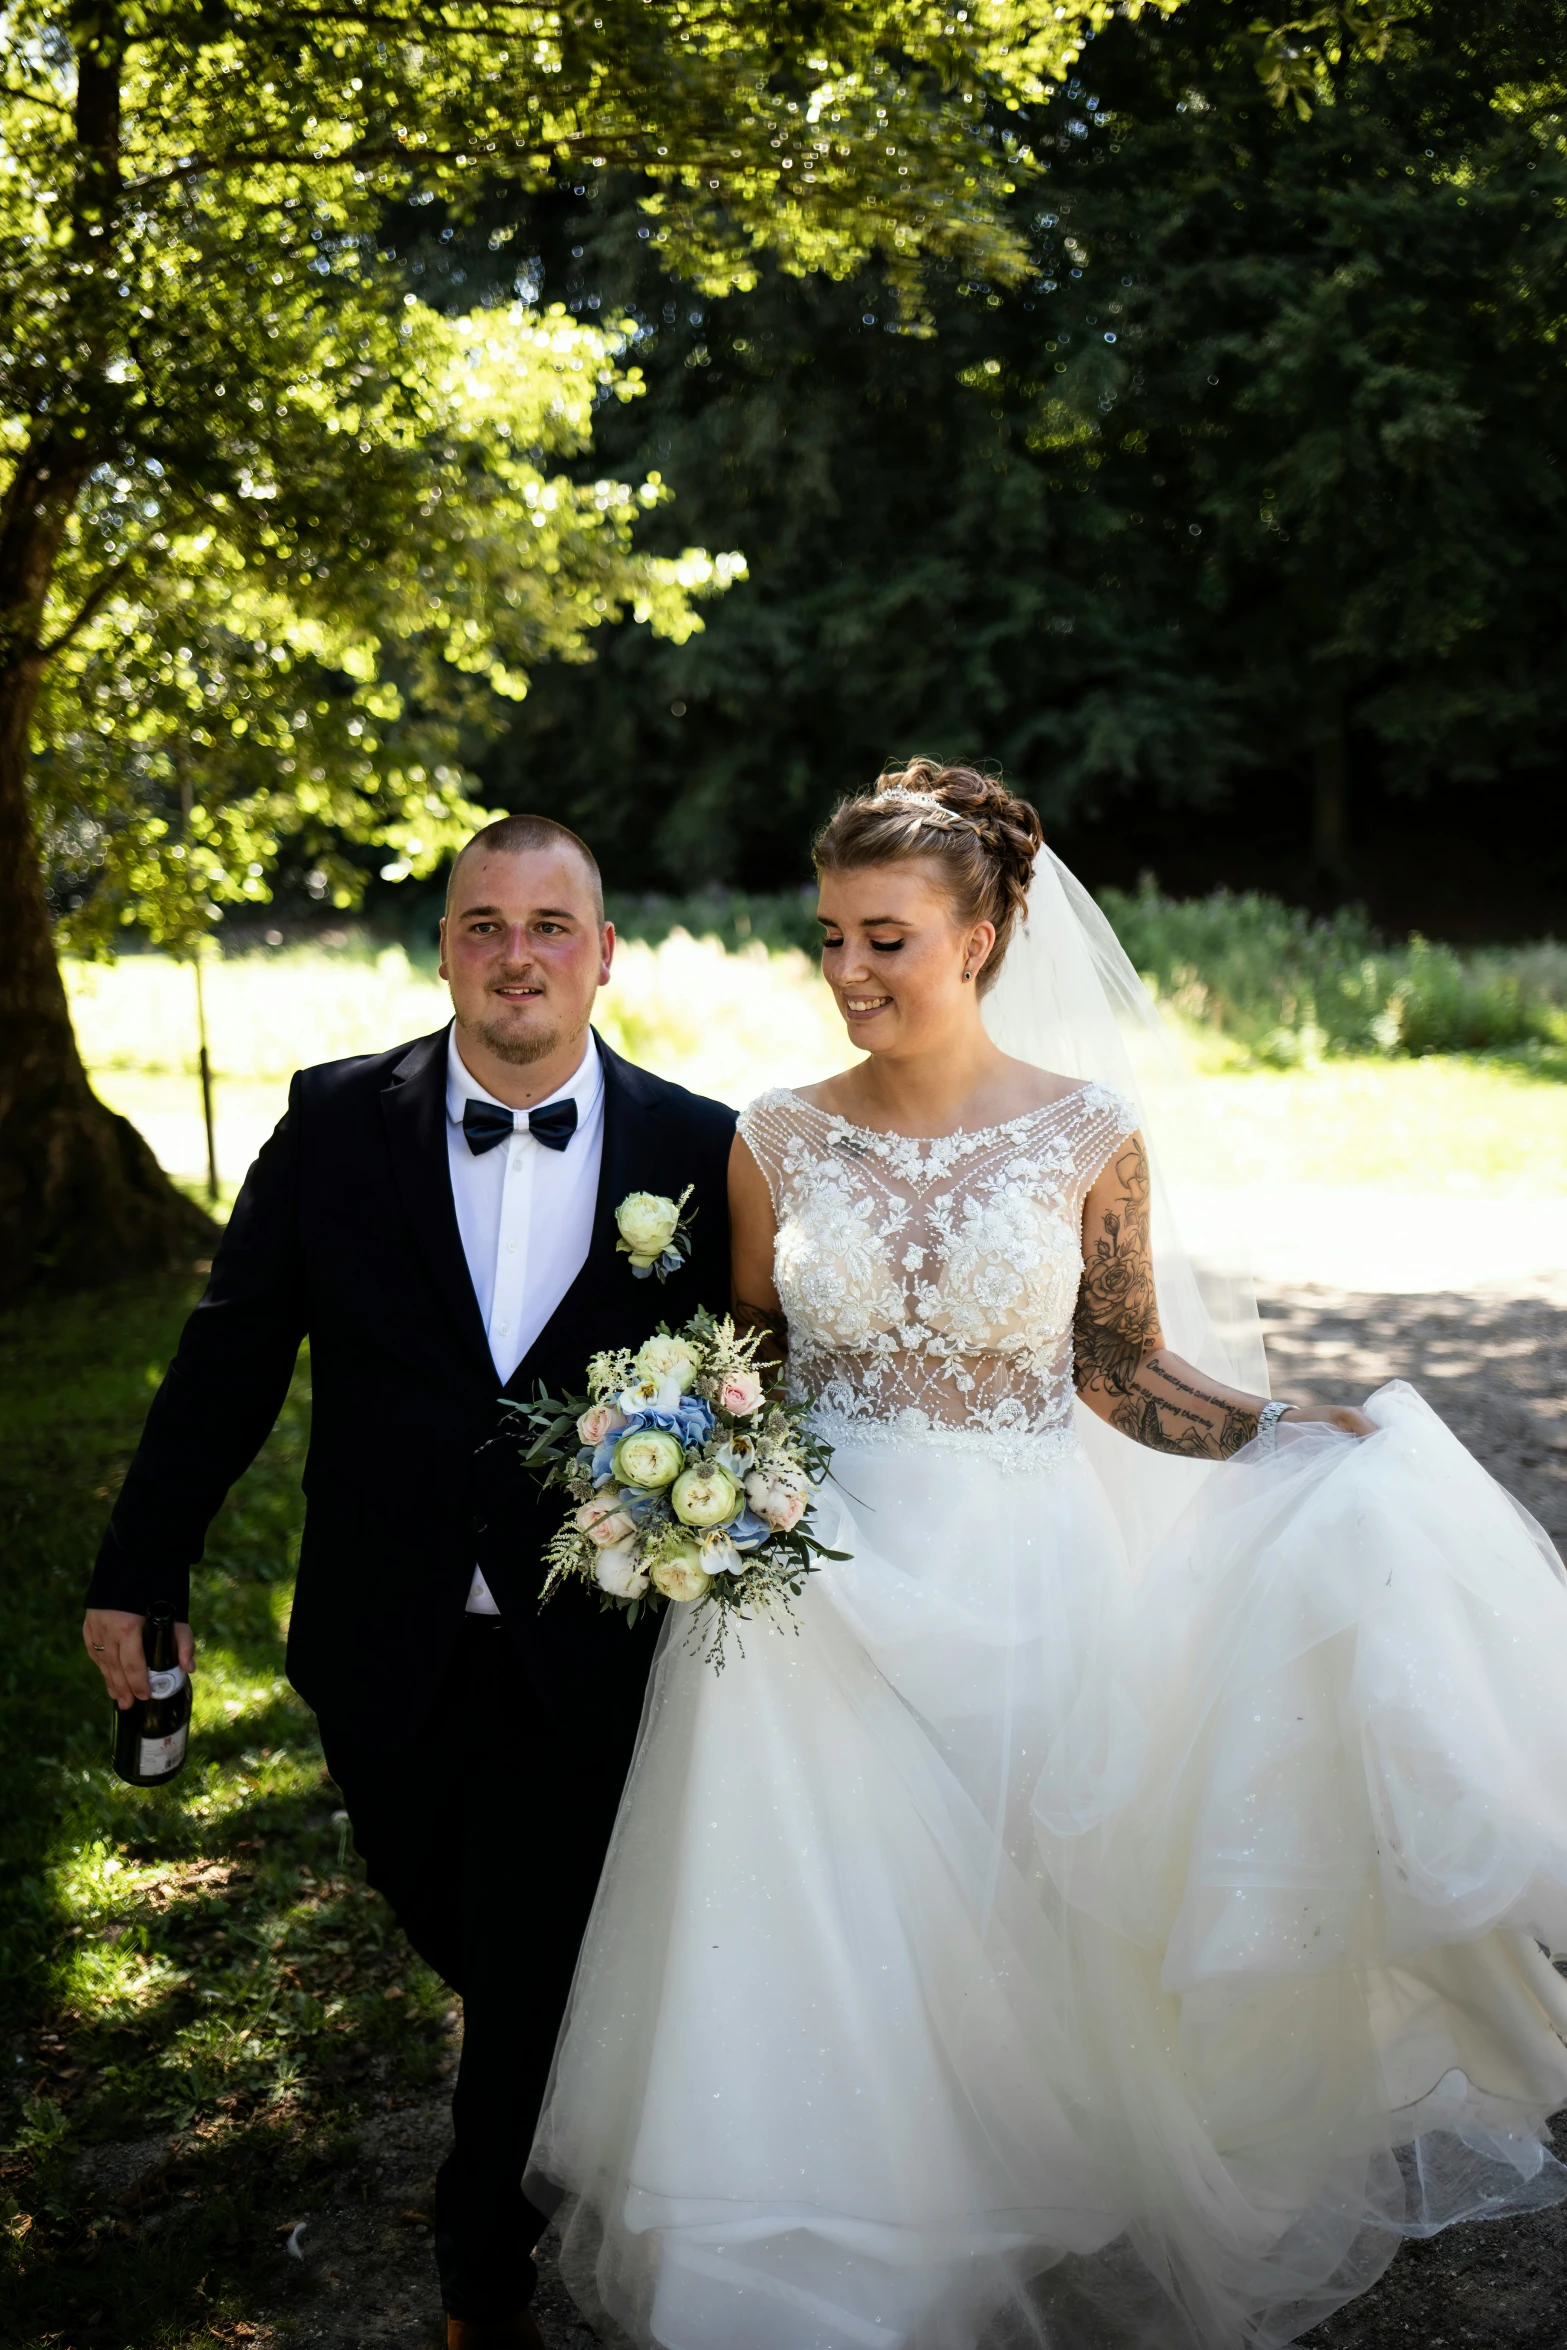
460,1005,581,1068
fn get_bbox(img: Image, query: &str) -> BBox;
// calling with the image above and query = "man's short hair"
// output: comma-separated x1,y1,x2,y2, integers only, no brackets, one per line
444,813,604,924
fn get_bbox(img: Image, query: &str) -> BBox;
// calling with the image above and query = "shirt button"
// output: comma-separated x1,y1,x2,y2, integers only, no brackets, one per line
496,1320,509,1335
506,1239,518,1254
511,1150,525,1172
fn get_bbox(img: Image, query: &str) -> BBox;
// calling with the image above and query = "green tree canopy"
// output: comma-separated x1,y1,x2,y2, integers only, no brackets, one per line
31,300,742,955
0,0,1150,1296
462,0,1567,910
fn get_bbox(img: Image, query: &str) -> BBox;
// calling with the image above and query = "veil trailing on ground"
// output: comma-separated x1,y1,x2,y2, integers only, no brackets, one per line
982,845,1269,1565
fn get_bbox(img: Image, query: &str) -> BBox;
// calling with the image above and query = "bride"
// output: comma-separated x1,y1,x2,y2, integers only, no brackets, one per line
526,764,1567,2350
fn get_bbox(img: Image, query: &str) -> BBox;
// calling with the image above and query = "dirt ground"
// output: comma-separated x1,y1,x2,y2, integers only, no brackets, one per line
232,1278,1567,2348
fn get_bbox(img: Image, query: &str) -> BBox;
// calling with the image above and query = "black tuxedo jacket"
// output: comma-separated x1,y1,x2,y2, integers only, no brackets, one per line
88,1028,736,1747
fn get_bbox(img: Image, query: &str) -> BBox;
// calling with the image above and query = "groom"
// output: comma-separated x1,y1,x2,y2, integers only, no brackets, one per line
82,815,736,2346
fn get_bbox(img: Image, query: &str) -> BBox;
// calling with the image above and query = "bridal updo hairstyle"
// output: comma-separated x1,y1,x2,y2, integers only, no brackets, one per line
812,761,1044,997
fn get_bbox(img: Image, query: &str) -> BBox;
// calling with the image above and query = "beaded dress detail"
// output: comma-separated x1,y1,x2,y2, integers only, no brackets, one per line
737,1082,1136,1469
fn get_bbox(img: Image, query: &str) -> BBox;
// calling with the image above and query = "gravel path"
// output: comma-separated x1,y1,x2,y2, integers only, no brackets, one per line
242,1279,1567,2349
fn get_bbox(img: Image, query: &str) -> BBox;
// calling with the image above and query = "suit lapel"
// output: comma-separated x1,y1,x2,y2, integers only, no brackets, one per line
502,1032,660,1399
380,1027,494,1378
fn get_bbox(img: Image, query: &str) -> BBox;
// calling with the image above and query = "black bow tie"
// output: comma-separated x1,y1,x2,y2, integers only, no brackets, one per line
462,1097,579,1156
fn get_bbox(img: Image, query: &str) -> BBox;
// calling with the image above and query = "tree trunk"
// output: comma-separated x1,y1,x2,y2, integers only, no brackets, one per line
0,3,214,1303
1311,695,1350,895
0,653,215,1307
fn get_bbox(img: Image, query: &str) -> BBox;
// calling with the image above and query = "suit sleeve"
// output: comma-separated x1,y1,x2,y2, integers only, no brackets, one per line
86,1076,310,1617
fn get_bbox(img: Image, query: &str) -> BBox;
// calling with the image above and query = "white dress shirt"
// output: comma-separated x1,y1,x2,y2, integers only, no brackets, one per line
445,1024,607,1614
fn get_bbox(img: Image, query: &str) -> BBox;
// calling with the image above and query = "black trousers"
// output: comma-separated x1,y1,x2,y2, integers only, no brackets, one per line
318,1615,636,2319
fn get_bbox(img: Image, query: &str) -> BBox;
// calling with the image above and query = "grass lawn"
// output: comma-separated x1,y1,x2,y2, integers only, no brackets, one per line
1188,1054,1567,1196
0,1280,446,2349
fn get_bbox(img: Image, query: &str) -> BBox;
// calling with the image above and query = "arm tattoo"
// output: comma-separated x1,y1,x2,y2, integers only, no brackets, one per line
1072,1137,1262,1461
1072,1140,1162,1395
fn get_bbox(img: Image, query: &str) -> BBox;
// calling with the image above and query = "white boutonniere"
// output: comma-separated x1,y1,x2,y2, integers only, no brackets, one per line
615,1185,695,1281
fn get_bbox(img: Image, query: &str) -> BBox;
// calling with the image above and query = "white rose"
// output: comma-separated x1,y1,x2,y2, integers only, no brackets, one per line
574,1493,637,1548
633,1333,701,1392
595,1539,650,1600
745,1467,809,1533
649,1539,713,1604
616,1191,682,1264
670,1463,741,1529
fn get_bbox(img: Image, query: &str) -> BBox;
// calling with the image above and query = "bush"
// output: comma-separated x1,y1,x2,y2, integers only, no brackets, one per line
1099,880,1567,1066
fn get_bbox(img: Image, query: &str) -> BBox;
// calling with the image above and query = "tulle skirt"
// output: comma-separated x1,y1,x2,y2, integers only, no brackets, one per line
525,1386,1567,2349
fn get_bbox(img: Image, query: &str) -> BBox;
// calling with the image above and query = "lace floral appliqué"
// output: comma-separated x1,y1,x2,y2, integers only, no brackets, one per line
738,1086,1136,1472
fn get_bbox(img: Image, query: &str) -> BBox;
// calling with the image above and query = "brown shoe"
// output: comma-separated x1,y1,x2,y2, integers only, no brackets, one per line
446,2314,545,2350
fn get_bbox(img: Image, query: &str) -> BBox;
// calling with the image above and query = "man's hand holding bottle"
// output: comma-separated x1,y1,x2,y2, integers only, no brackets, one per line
84,1606,195,1708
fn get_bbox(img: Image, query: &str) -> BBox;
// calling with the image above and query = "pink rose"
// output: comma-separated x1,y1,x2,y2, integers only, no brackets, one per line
578,1403,629,1447
717,1370,766,1419
575,1495,637,1547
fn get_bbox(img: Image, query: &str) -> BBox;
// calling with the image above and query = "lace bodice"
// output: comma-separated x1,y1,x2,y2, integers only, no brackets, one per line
737,1084,1137,1469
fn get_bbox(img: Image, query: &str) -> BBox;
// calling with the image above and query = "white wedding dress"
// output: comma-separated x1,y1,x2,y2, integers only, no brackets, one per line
526,1079,1567,2350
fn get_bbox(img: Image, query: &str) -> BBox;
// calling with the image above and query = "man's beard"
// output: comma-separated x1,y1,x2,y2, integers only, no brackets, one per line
461,1000,566,1067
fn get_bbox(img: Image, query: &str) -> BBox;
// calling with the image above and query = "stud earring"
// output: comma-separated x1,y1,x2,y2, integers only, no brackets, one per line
962,969,973,983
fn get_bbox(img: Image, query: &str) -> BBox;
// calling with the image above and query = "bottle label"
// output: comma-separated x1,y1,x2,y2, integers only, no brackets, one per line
147,1667,185,1701
139,1724,188,1777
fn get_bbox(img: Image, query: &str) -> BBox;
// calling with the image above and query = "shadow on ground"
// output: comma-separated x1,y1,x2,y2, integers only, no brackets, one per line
1259,1277,1567,1548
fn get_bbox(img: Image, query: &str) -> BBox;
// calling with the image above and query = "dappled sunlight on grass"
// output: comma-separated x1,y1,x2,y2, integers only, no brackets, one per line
0,1281,448,2347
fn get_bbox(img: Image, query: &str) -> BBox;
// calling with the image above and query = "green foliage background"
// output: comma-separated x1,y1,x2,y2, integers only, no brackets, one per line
383,0,1567,927
8,0,1155,958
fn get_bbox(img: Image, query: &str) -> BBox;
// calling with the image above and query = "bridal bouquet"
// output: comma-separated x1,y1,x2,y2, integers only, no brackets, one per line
506,1310,843,1667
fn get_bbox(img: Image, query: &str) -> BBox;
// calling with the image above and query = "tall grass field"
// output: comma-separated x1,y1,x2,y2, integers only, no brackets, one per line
62,887,1567,1204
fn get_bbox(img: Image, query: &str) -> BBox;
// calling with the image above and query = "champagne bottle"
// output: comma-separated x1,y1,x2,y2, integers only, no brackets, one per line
110,1606,192,1787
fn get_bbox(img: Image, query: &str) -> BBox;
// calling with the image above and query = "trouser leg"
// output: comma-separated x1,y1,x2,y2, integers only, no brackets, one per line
319,1617,635,2321
436,1625,632,2317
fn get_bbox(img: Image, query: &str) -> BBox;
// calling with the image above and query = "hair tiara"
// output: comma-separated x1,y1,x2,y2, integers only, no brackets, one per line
871,786,984,835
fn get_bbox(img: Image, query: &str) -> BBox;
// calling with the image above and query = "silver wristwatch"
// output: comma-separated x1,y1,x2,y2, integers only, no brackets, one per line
1254,1398,1295,1452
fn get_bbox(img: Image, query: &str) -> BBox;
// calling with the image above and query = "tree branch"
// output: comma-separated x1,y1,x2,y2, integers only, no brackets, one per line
38,547,144,661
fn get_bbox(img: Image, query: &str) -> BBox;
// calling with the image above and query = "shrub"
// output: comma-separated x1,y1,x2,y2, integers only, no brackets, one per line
1099,880,1567,1065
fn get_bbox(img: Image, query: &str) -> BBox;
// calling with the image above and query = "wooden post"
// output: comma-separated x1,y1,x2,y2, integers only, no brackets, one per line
192,952,219,1205
179,773,219,1203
